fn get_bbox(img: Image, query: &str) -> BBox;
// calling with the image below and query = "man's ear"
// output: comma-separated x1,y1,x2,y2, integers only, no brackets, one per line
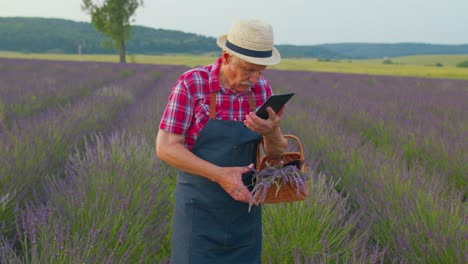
221,51,231,64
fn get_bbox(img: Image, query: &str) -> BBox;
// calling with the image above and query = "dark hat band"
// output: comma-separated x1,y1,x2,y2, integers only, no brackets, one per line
226,40,272,58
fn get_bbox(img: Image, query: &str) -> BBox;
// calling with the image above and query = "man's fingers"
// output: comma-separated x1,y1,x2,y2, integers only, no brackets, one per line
265,106,276,119
242,163,255,173
231,186,252,203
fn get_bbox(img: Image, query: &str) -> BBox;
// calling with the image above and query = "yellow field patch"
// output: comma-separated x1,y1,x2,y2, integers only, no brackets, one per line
1,51,467,80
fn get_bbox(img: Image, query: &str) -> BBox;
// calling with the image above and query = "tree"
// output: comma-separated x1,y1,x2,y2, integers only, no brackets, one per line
456,60,468,68
82,0,143,63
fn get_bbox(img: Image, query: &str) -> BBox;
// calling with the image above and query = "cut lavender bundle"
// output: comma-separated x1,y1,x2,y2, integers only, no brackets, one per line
248,162,310,211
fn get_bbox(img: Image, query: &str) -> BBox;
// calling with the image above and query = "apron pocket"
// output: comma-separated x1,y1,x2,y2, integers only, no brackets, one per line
187,200,257,250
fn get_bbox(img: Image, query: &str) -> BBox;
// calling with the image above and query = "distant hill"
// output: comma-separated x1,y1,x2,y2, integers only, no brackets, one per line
1,17,468,59
318,43,468,59
0,17,217,55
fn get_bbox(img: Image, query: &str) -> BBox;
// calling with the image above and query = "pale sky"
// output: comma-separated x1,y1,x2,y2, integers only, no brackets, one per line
0,0,467,45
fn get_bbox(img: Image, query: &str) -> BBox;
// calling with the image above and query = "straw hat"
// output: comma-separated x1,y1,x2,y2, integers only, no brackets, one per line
217,19,281,65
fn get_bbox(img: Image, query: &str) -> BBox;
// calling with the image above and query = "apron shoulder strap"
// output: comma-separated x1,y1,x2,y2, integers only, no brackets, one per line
210,92,217,119
248,92,255,112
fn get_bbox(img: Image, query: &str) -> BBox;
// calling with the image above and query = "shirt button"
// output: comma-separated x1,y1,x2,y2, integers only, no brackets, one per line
234,117,238,121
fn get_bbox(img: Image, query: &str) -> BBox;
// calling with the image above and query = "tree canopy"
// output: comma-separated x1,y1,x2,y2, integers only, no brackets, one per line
82,0,144,63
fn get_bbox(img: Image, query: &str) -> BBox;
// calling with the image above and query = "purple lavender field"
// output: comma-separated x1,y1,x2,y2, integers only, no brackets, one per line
0,58,466,263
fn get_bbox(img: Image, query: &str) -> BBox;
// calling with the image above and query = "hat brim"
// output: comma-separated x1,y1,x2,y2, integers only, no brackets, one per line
217,34,281,66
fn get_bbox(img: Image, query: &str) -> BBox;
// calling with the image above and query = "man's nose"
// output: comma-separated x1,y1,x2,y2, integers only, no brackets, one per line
248,71,262,83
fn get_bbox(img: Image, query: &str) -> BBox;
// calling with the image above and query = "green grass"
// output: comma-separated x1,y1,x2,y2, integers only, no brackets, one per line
273,58,468,79
0,51,217,67
380,54,468,67
1,51,468,80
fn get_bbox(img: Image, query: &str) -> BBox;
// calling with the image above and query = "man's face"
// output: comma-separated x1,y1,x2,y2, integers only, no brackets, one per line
226,55,267,93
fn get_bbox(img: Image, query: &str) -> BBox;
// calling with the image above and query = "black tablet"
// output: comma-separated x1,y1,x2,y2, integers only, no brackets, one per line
255,93,295,119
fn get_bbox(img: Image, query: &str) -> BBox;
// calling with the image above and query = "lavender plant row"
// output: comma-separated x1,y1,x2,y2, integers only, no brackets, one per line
276,80,466,263
111,64,189,141
3,132,173,263
280,115,465,263
265,69,468,194
262,172,388,263
0,58,142,125
1,61,187,263
0,61,167,242
1,59,466,263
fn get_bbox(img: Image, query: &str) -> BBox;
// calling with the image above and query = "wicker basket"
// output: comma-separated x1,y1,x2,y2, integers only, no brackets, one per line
258,178,308,204
255,134,308,204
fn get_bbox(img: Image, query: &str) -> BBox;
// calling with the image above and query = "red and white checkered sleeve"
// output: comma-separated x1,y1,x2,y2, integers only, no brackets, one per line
158,79,193,135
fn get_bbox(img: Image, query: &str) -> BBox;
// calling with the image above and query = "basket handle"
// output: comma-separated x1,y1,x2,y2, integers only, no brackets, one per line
283,134,304,159
256,134,305,161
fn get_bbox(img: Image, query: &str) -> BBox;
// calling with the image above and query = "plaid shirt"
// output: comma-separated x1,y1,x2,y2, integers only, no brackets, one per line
159,57,273,150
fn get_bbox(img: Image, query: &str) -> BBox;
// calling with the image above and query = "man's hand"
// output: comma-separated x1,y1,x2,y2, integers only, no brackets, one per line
217,164,255,203
243,106,284,136
243,106,288,160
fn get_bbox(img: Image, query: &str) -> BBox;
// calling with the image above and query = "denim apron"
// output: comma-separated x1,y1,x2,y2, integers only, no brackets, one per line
170,92,262,264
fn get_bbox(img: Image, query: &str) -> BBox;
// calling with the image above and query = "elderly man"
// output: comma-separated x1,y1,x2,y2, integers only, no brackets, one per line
156,19,287,264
